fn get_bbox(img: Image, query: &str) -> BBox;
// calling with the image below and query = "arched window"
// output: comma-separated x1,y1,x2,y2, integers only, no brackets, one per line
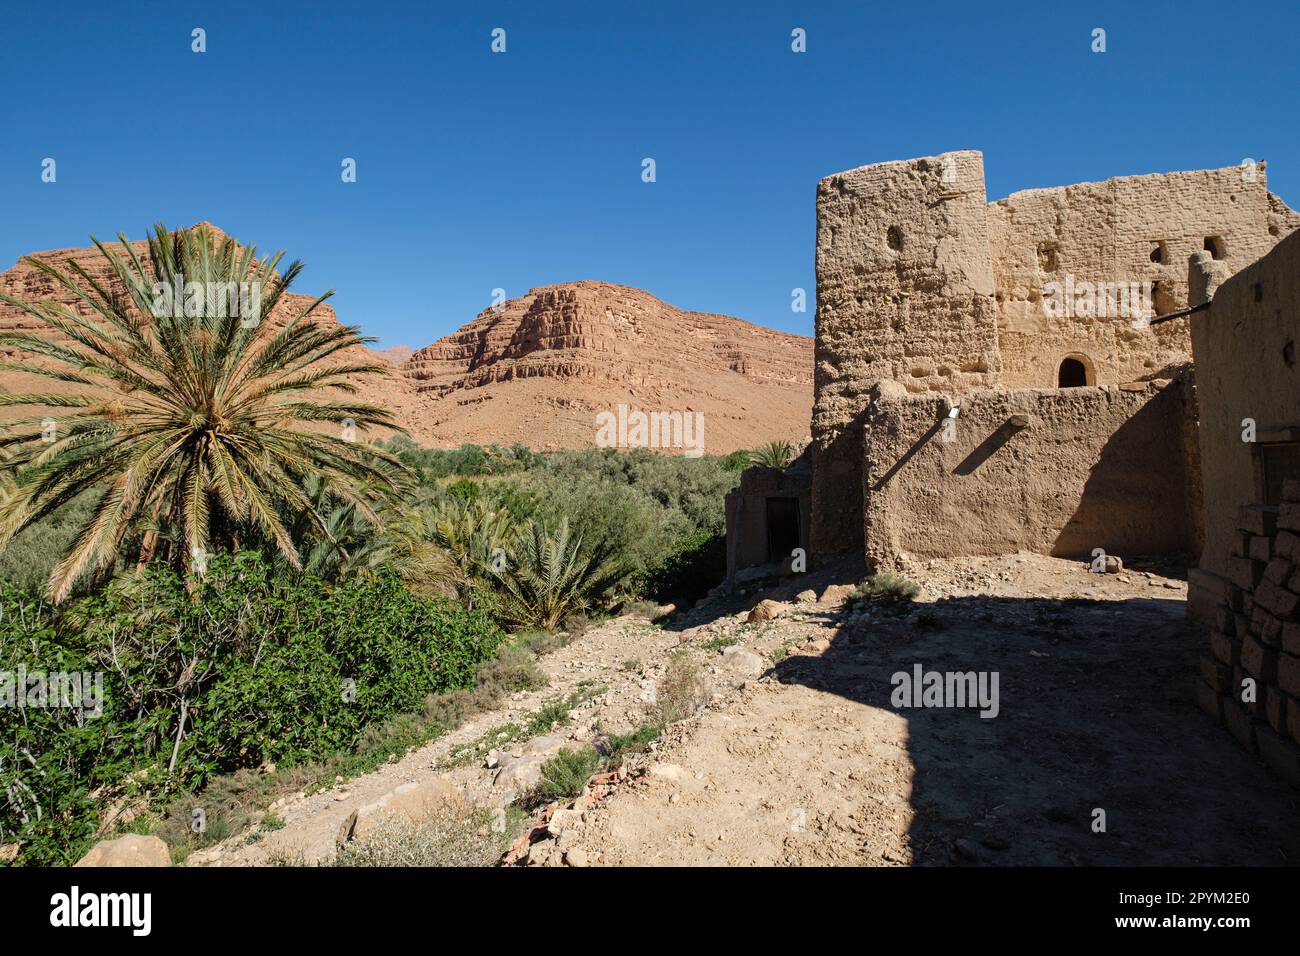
1058,356,1089,388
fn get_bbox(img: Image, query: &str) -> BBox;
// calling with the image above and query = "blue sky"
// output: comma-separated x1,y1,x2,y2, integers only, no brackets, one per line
2,0,1296,348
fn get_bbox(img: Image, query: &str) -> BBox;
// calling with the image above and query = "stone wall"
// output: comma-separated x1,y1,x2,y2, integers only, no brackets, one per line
860,379,1197,570
1188,230,1300,623
1194,483,1300,787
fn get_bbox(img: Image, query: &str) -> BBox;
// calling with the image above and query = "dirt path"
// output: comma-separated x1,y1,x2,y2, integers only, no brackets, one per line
568,555,1300,866
205,614,685,865
199,553,1300,867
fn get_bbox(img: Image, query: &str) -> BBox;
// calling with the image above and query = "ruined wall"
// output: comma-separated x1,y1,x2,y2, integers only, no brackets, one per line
724,465,811,579
807,151,1299,574
860,379,1196,569
812,150,1001,557
1189,230,1300,614
988,164,1297,390
1194,483,1300,787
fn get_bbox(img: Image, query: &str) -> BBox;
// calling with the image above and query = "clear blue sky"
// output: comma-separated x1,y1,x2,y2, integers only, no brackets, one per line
2,0,1296,348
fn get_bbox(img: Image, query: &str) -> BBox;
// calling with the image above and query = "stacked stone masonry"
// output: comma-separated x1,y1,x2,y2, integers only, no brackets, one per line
1196,481,1300,787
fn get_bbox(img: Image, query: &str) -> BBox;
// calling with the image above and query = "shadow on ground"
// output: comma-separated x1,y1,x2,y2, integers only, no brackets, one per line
770,593,1299,865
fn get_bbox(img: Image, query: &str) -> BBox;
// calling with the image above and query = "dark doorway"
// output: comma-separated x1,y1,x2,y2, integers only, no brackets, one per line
1058,357,1088,388
765,497,800,563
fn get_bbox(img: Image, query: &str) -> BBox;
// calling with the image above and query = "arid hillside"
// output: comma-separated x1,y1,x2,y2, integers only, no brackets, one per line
0,229,813,454
400,280,813,452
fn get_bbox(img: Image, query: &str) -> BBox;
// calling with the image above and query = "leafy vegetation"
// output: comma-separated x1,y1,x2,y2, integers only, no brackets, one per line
851,572,922,606
0,552,502,864
491,519,624,631
533,746,603,803
748,440,793,469
0,226,774,867
0,224,410,602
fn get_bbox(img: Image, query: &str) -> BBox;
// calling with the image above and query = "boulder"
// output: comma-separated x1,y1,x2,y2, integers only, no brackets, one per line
493,754,546,793
74,834,170,867
747,599,790,624
338,778,465,844
717,645,768,688
819,584,856,605
794,589,818,604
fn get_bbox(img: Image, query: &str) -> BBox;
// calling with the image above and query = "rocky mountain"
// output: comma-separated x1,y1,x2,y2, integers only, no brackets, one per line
0,228,813,455
398,280,812,452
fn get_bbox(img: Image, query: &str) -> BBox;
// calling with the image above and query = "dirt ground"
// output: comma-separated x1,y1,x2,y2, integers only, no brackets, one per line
568,554,1300,866
204,553,1300,867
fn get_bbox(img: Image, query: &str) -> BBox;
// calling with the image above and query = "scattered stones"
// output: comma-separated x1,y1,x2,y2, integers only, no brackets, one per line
74,835,171,868
547,806,583,836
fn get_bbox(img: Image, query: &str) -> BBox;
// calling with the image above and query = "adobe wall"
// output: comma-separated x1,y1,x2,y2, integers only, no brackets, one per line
1188,230,1300,613
989,164,1299,390
860,379,1196,570
724,465,811,579
811,150,1001,557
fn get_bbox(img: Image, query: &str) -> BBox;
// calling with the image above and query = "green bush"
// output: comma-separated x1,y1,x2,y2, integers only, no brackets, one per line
1,552,503,864
0,586,125,866
642,529,725,603
534,746,602,803
851,572,921,606
446,479,482,502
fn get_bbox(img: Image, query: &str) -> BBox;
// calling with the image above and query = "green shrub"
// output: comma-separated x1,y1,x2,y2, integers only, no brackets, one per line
492,520,624,630
534,746,602,803
603,723,662,763
851,572,921,606
446,479,482,502
1,552,503,864
747,440,793,469
642,529,725,603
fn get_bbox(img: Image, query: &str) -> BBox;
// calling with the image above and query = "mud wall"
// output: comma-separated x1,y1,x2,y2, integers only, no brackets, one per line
725,467,811,578
989,165,1297,390
1194,480,1300,787
811,150,1001,557
1189,230,1300,612
860,380,1196,569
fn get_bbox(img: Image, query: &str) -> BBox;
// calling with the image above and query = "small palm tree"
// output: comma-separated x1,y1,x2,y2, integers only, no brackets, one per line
0,224,410,601
337,502,462,598
748,440,792,469
491,518,623,631
430,496,516,585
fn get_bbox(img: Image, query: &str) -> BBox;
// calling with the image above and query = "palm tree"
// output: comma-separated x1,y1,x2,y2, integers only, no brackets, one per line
747,440,792,469
429,496,516,587
0,223,411,601
490,518,624,630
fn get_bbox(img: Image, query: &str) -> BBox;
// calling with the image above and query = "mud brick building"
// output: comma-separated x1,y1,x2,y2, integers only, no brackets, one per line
1188,232,1300,783
727,151,1299,581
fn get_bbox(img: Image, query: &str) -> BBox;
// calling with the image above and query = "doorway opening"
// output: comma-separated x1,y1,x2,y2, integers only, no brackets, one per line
765,497,801,563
